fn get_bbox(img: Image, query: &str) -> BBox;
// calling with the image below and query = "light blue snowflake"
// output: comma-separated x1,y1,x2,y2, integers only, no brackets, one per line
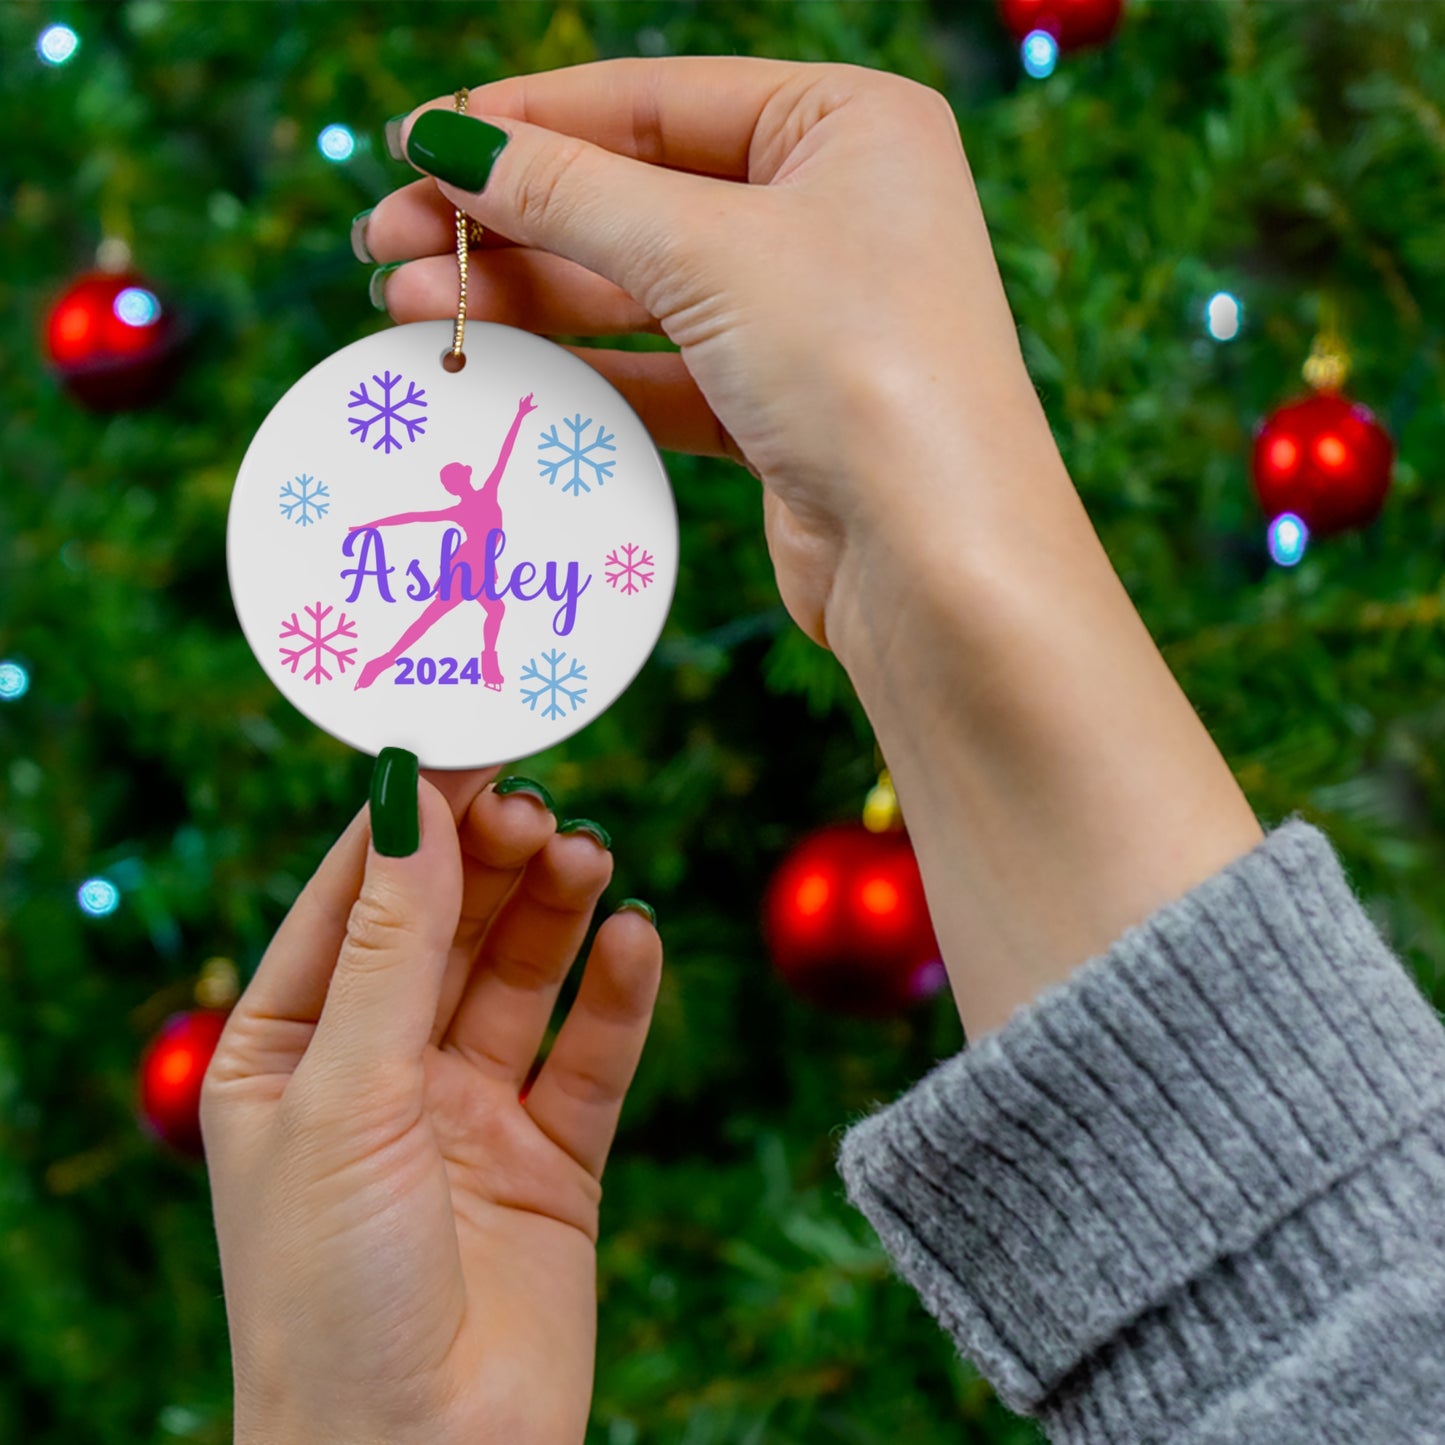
348,370,428,454
519,649,588,721
279,474,330,526
538,413,616,495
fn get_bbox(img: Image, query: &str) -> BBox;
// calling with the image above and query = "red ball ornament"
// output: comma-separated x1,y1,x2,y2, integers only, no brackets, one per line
998,0,1124,49
1251,392,1394,538
44,269,182,410
137,1009,230,1157
763,822,945,1017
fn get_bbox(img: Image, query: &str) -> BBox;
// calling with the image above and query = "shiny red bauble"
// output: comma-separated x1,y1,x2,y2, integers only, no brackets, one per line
44,270,182,410
1251,392,1394,537
137,1009,230,1157
998,0,1125,49
763,823,945,1017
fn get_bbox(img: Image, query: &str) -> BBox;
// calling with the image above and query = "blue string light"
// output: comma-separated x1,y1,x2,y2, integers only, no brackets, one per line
114,287,162,328
0,660,29,701
37,24,79,66
78,878,121,918
1205,291,1243,342
1268,512,1309,567
1021,30,1059,79
318,124,357,162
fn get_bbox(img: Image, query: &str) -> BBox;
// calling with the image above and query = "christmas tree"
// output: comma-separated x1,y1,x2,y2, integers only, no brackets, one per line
2,3,1443,1441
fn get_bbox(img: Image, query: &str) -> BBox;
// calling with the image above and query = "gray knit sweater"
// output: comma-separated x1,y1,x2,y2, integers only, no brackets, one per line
836,817,1445,1443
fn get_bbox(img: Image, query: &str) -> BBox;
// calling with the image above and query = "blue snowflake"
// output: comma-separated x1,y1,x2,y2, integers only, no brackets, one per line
538,413,617,495
348,370,428,454
519,649,588,721
278,474,330,526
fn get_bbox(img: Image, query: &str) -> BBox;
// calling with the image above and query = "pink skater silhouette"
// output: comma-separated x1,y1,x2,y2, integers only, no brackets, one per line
350,392,537,691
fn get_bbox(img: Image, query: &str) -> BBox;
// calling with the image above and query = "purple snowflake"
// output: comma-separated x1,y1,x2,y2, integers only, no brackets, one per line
279,603,358,684
348,370,428,454
604,542,655,595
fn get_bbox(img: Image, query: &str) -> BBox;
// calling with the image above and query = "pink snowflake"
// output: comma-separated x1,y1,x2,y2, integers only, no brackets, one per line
604,542,655,595
279,603,358,684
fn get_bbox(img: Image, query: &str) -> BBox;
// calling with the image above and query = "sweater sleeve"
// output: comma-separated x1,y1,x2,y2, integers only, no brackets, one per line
835,816,1445,1444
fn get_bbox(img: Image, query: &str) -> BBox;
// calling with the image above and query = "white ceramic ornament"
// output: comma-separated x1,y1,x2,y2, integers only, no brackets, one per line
228,319,678,768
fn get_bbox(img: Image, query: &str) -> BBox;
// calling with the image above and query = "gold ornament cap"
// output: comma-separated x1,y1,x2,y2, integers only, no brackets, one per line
863,768,902,833
194,956,240,1010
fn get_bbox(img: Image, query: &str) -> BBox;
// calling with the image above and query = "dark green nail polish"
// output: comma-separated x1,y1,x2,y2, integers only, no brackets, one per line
558,818,611,851
368,261,403,311
493,775,556,812
617,898,656,926
405,109,510,193
384,113,408,162
350,208,375,264
370,747,419,857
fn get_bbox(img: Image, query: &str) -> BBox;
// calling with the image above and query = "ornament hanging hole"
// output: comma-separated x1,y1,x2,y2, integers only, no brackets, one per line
441,350,467,374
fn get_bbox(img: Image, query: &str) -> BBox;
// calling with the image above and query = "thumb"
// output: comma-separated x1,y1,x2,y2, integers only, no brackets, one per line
304,750,463,1087
398,105,741,317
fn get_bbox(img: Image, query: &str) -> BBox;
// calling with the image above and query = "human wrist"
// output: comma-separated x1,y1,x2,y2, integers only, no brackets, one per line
823,407,1262,1039
822,362,1079,681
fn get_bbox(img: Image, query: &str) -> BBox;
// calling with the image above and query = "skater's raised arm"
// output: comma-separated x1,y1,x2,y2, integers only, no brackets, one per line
348,507,456,531
479,392,537,500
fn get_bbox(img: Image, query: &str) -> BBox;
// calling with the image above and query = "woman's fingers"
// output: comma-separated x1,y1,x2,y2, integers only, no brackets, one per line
378,247,663,336
429,783,558,1049
361,177,520,261
396,103,757,314
563,347,746,464
440,829,613,1085
523,909,663,1181
297,779,464,1088
420,766,504,826
434,54,806,182
206,805,370,1088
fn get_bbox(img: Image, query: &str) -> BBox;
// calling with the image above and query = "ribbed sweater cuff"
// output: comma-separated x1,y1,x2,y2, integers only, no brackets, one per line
835,817,1445,1428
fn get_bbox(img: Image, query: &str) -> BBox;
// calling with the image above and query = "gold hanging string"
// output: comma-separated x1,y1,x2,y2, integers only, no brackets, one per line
443,88,485,372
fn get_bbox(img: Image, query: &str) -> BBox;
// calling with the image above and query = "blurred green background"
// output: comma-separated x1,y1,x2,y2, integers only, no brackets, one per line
2,1,1444,1441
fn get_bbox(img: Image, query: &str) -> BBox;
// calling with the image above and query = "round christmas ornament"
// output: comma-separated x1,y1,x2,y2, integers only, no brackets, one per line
998,0,1124,50
45,267,182,410
763,818,945,1018
1251,330,1394,539
137,1008,230,1157
228,92,677,769
1252,392,1393,537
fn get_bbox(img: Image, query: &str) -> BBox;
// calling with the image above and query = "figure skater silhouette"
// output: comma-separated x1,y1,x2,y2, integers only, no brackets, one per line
350,392,537,691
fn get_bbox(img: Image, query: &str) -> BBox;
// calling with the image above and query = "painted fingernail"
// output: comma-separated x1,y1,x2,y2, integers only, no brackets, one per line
350,208,375,264
405,110,510,192
370,747,420,857
558,818,611,851
493,775,555,812
369,261,404,312
384,113,409,162
617,898,656,926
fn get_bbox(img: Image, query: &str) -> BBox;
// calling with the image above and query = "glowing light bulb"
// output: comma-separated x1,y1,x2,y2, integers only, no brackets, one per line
318,124,356,162
1268,436,1299,475
794,873,831,918
859,877,901,918
1021,30,1059,79
1205,291,1242,341
78,877,121,917
159,1047,197,1087
38,24,79,66
0,660,29,701
1267,512,1308,567
114,287,161,327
